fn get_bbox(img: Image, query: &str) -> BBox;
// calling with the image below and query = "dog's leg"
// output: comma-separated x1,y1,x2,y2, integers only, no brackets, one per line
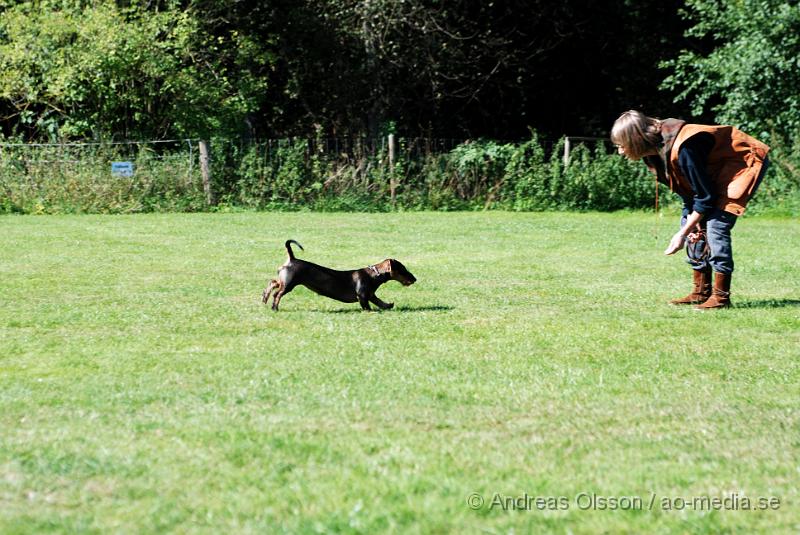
272,283,289,311
272,280,299,311
271,268,298,311
262,279,279,304
272,288,285,311
369,295,394,310
358,295,372,311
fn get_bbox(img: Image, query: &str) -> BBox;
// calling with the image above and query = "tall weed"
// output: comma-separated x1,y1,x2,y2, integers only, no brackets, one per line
1,134,796,214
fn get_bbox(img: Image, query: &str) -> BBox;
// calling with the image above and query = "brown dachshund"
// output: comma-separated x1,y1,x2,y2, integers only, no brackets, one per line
262,240,416,311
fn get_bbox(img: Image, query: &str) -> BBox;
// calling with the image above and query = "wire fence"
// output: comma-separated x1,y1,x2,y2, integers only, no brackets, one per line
0,139,196,178
0,135,626,213
0,135,606,177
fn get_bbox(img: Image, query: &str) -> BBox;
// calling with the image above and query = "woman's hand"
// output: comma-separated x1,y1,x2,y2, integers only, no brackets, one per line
664,232,686,255
685,223,703,243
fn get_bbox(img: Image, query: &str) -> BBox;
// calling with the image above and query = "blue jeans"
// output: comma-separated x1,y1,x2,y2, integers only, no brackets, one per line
681,157,769,274
681,207,737,273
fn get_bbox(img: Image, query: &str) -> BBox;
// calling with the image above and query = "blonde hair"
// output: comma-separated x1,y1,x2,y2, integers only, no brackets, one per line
611,110,662,159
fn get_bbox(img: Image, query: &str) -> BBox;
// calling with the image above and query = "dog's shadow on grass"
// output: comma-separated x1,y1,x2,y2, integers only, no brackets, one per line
735,298,800,309
311,305,454,314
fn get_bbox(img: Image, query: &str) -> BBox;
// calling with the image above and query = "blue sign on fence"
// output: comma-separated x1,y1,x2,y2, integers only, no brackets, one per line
111,161,134,177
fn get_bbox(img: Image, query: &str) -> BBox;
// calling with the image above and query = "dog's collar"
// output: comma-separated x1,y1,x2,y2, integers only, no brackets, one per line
368,265,381,277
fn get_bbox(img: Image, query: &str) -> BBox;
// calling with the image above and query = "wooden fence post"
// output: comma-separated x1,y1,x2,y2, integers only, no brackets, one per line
199,140,214,206
388,134,396,206
563,136,608,166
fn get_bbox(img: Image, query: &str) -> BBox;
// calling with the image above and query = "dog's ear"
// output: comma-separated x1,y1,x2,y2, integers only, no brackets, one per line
376,259,392,273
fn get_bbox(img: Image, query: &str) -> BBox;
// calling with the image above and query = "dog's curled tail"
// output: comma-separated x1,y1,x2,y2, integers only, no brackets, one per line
285,239,304,260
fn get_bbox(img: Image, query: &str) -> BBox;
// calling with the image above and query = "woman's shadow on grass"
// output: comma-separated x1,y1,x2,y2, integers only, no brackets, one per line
734,298,800,309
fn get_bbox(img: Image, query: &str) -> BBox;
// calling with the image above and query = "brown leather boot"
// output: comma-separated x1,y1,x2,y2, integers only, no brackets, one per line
695,272,732,310
669,267,712,305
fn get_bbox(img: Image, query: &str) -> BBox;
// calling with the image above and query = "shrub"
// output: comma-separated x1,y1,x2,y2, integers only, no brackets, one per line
1,133,796,214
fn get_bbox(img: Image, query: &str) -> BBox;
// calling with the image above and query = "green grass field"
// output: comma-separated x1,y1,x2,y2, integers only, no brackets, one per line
1,211,798,534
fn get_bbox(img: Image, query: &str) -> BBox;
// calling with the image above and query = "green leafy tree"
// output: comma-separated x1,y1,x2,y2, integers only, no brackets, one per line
661,0,800,139
317,0,578,136
0,0,711,140
0,0,271,140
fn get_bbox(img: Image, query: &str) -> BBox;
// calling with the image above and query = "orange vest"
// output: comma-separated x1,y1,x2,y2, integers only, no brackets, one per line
669,124,770,216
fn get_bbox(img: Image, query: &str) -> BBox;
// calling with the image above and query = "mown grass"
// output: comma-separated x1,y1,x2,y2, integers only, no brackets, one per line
0,211,798,534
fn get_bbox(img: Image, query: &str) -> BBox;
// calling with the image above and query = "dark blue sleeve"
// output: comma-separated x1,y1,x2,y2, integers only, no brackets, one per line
678,133,716,214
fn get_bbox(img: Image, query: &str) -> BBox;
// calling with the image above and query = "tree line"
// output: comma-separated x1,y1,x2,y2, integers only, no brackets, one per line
0,0,798,145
